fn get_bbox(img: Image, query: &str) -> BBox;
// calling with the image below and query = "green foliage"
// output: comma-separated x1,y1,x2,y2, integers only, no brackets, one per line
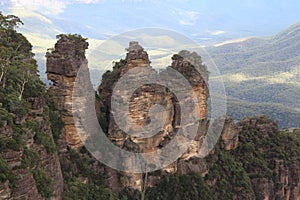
23,75,45,98
229,119,300,196
49,111,64,145
22,147,40,169
236,120,300,166
97,59,127,134
34,131,56,153
54,34,87,57
0,157,16,185
68,148,106,185
32,169,53,198
3,93,27,118
227,96,300,128
146,173,213,200
56,33,87,42
0,106,13,127
208,24,300,129
205,150,253,199
0,12,45,123
100,59,126,92
0,12,23,30
0,136,20,152
63,178,118,200
62,148,116,200
0,107,22,152
0,12,60,200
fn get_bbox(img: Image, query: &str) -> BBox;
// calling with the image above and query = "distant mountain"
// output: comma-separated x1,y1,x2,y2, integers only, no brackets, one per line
208,21,300,128
3,7,300,127
209,21,300,75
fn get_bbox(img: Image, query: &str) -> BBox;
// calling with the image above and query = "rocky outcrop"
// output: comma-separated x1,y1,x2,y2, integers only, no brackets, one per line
251,178,275,200
249,159,300,200
237,116,300,200
1,151,22,168
274,160,300,200
220,117,239,150
238,115,279,135
177,157,208,176
0,96,64,199
98,41,210,190
47,35,90,150
27,97,64,200
0,181,11,200
11,169,43,200
40,37,299,199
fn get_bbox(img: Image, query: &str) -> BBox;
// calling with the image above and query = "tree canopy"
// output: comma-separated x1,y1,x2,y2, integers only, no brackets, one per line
0,11,23,30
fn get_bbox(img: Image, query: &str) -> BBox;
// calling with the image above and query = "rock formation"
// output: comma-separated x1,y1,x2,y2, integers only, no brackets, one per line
96,42,300,199
237,116,300,200
0,96,64,199
220,116,239,150
98,41,210,190
42,37,300,199
47,34,91,150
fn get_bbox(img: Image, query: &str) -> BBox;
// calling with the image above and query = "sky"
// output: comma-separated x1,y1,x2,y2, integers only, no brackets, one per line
1,0,300,44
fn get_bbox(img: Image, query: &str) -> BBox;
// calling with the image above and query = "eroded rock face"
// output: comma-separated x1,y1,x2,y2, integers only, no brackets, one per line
237,116,300,200
274,160,300,200
177,157,208,176
0,96,64,199
47,35,91,150
12,169,43,200
238,116,279,135
220,117,239,150
98,41,210,190
1,151,23,168
251,178,275,200
0,181,11,200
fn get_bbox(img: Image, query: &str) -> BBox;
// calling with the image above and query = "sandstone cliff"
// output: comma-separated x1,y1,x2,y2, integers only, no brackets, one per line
0,17,63,199
97,41,210,190
237,116,300,200
0,97,64,200
96,42,300,199
46,34,91,151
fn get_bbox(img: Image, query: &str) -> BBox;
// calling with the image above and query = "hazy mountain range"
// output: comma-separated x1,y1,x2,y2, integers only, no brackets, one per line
207,21,300,128
2,6,299,128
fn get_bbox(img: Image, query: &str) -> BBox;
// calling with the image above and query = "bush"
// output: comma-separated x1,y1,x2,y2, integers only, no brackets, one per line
22,147,40,169
34,131,56,153
146,173,213,200
32,169,53,198
0,157,15,185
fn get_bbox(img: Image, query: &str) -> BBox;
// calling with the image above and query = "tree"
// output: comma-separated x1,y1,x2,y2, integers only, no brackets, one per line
0,47,16,88
0,12,23,30
0,12,41,100
0,12,26,89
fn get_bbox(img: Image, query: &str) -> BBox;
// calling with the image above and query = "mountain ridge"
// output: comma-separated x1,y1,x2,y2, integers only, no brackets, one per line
208,21,300,128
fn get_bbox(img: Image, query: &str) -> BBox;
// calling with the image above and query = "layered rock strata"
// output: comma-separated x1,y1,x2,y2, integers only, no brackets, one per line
47,35,91,150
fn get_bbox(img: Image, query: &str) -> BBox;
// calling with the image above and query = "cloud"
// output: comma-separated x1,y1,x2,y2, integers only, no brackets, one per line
175,9,200,26
179,19,194,26
77,0,105,3
10,0,67,15
208,30,226,35
9,0,106,15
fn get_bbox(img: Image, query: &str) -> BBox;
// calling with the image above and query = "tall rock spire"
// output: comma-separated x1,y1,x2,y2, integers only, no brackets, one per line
46,34,91,150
